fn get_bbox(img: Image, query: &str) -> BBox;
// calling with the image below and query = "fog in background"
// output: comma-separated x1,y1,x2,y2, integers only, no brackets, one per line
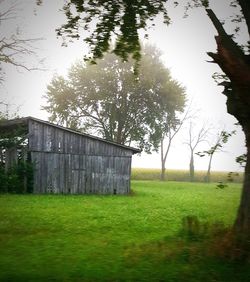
0,0,246,172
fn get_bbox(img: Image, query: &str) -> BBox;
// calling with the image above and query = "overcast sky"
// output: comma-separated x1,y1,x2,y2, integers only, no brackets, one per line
0,0,247,172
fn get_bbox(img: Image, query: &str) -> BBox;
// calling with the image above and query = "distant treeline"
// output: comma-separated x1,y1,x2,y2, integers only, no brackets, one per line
131,168,244,183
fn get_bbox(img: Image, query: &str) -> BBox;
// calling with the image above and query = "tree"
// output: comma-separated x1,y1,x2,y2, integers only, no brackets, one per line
0,0,42,82
0,102,33,194
0,101,20,120
236,153,247,168
196,130,236,183
160,106,190,181
43,45,185,151
37,0,250,234
184,122,209,182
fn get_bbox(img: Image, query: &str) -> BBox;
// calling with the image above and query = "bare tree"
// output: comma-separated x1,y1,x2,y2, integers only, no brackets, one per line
196,130,236,183
160,107,191,181
0,100,20,120
184,122,210,182
0,0,43,82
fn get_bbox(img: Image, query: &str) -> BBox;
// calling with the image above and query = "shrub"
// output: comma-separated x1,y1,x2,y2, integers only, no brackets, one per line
179,215,250,262
0,160,34,193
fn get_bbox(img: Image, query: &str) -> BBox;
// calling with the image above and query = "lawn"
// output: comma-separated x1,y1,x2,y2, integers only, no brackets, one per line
0,181,249,281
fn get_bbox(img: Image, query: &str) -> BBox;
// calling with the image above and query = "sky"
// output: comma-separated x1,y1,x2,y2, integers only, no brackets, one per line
0,0,247,172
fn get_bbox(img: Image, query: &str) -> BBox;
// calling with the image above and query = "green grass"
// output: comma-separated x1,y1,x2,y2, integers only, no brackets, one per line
0,181,249,281
131,168,244,183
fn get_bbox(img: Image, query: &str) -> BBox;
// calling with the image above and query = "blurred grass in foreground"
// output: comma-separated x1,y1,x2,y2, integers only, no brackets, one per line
0,181,249,281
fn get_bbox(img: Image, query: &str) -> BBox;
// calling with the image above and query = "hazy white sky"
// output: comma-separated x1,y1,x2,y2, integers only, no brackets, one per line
0,0,247,172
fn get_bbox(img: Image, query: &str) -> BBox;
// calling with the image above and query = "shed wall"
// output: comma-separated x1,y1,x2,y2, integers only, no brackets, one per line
28,120,132,194
28,120,132,156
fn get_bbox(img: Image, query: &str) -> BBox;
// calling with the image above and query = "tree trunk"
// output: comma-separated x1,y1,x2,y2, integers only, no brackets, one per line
206,154,213,183
234,124,250,235
189,151,194,182
206,8,250,235
160,137,172,181
161,165,166,181
116,117,125,144
160,139,166,181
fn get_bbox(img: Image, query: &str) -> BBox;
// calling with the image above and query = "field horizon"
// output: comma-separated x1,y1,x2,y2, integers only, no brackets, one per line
131,168,244,183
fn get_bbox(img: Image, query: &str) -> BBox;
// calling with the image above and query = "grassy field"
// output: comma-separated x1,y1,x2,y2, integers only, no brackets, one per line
131,168,244,183
0,181,249,281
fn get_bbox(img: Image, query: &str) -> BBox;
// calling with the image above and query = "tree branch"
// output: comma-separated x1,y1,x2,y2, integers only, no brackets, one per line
206,8,245,59
237,0,250,36
0,1,44,80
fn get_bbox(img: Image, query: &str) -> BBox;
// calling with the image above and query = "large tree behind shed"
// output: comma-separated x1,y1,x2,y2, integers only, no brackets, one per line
43,45,186,152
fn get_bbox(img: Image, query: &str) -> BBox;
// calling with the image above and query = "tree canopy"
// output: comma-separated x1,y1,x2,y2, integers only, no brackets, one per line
54,1,248,63
43,45,186,152
55,0,171,64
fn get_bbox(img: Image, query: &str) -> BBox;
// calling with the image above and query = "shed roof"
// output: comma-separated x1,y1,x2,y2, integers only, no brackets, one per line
0,116,141,154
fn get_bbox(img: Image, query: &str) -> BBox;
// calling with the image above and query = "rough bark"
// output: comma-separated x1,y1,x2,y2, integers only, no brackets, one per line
237,0,250,36
235,125,250,234
206,8,250,234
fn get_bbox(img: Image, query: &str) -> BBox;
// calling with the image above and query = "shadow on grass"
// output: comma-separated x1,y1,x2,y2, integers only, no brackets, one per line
123,216,250,282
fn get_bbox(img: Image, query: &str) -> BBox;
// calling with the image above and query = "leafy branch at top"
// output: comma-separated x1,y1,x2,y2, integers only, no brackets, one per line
56,0,170,65
236,153,247,167
196,130,236,158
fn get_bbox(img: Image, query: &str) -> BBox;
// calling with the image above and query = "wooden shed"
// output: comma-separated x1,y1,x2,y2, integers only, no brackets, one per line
0,117,140,194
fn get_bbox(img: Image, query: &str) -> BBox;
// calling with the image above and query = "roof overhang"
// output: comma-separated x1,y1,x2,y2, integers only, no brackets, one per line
0,117,141,154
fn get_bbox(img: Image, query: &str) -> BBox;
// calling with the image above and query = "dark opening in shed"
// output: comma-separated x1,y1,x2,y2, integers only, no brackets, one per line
0,117,140,194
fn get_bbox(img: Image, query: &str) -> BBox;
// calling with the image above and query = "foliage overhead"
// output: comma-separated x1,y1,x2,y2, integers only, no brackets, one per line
43,45,186,152
53,0,248,65
56,0,171,64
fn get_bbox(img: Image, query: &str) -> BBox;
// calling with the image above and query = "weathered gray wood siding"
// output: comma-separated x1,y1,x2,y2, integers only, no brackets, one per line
28,119,133,194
